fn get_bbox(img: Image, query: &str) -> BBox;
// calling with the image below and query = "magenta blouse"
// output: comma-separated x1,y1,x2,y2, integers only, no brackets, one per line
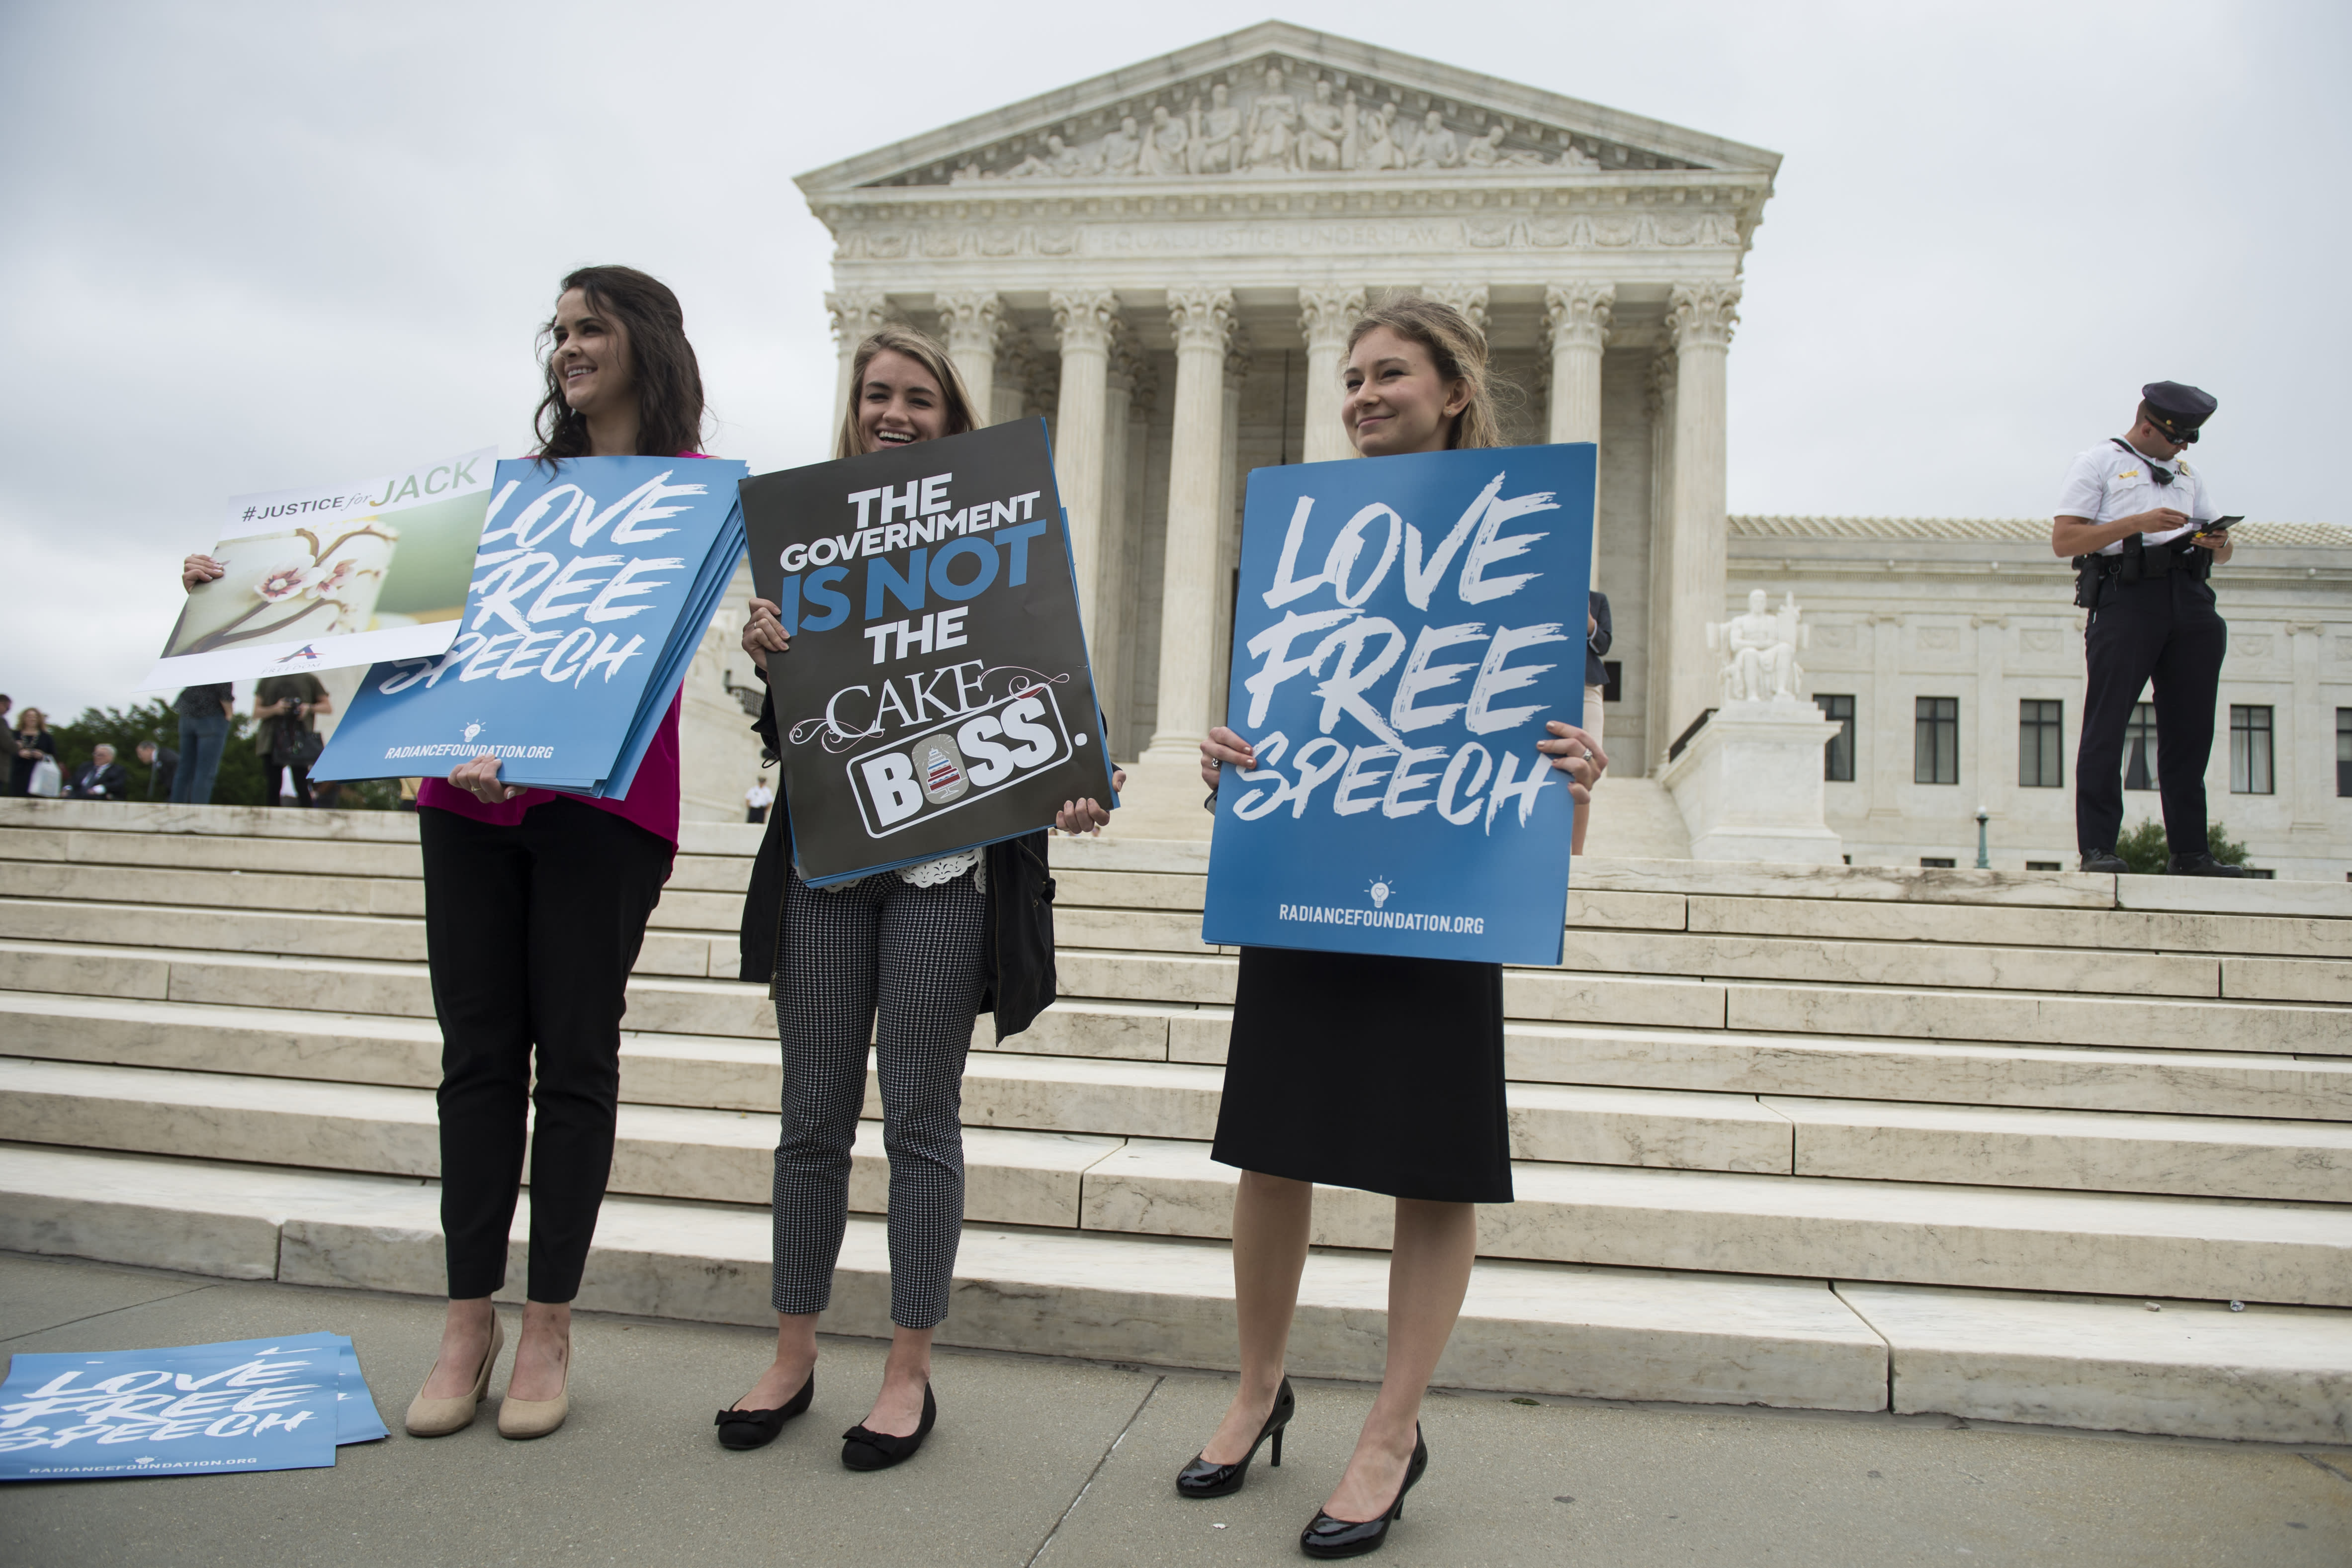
418,451,713,852
417,691,681,849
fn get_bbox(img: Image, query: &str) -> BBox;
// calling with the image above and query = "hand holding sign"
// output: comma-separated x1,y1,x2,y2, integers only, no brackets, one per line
1203,443,1596,965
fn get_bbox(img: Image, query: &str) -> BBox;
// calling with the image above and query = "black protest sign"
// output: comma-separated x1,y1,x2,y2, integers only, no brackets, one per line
740,420,1113,884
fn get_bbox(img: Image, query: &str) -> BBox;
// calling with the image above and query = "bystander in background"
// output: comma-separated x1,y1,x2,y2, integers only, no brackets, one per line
744,779,773,824
135,739,178,800
253,674,330,807
1574,590,1611,855
9,708,59,797
171,684,233,805
65,744,130,800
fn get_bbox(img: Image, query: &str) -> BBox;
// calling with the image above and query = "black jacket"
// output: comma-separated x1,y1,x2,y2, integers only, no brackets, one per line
66,762,131,800
1585,590,1613,687
736,679,1058,1042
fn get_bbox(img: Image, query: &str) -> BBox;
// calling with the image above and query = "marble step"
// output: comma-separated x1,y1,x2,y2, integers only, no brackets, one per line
1077,1139,2352,1306
0,939,770,1032
1761,1095,2352,1204
22,825,2351,966
0,1040,1798,1188
0,856,750,939
4,1141,2345,1442
0,1056,1114,1227
1504,1020,2352,1122
0,1143,1889,1413
0,896,727,979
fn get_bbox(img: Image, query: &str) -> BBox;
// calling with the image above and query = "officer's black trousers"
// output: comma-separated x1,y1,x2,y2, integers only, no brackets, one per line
2075,570,2225,858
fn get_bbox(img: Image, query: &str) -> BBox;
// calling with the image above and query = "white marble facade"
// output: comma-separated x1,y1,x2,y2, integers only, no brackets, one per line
792,21,1774,785
676,22,2351,879
1728,516,2352,880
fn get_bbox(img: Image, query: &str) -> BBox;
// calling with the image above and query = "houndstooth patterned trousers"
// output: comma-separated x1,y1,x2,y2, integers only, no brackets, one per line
770,863,987,1328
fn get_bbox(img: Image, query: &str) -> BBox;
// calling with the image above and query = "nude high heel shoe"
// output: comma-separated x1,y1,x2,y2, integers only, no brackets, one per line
405,1313,503,1438
496,1333,572,1439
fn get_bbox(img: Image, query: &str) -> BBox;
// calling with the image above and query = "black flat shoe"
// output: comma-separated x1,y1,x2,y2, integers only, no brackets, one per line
1299,1424,1428,1560
1177,1377,1295,1499
2167,851,2246,877
714,1370,814,1450
2080,849,2127,874
841,1383,934,1472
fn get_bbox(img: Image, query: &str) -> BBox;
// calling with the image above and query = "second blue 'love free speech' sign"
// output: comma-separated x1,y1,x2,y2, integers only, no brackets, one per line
1202,444,1593,965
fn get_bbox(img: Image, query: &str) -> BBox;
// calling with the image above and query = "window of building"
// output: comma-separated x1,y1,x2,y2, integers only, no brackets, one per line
2018,700,2064,788
1601,660,1623,703
2338,709,2351,797
1920,857,1957,869
2124,701,2157,790
1914,697,1959,785
1817,694,1856,782
2025,861,2062,871
2246,868,2276,879
2230,706,2274,794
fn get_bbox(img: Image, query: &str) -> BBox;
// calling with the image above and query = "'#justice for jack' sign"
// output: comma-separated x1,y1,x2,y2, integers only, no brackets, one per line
740,421,1115,885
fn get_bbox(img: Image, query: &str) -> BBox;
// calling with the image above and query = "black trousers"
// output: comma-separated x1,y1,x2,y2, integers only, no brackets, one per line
420,798,671,1302
2075,568,2226,858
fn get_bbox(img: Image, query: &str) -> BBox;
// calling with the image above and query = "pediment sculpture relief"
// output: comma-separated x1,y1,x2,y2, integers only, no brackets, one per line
904,60,1643,188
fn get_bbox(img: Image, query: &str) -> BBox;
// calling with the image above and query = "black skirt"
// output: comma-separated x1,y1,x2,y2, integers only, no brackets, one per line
1210,945,1513,1205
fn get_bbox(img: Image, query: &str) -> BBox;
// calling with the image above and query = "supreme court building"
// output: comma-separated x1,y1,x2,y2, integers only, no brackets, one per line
669,21,2352,877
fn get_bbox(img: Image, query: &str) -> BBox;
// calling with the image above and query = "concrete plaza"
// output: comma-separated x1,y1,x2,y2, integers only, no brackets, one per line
1,1251,2345,1567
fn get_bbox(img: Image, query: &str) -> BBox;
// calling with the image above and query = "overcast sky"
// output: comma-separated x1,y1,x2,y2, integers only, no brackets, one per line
2,0,2342,720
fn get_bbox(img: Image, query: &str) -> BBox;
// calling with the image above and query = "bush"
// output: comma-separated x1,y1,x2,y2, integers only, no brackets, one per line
2115,817,2254,874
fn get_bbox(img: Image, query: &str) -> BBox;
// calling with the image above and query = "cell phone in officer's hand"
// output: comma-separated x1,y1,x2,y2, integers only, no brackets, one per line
2190,515,2241,541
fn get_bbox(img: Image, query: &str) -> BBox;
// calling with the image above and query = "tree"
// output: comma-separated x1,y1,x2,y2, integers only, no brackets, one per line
47,699,394,809
2115,817,2255,875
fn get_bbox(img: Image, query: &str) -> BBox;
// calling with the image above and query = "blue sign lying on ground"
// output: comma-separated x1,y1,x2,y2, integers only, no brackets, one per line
1202,444,1594,965
316,456,749,797
0,1331,377,1481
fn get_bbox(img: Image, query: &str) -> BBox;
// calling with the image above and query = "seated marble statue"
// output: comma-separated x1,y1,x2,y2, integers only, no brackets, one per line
1408,110,1461,169
1098,116,1142,177
1708,589,1809,704
1140,104,1190,177
1297,79,1347,172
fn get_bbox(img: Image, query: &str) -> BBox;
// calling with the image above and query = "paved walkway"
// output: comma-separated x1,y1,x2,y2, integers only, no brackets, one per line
2,1252,2346,1566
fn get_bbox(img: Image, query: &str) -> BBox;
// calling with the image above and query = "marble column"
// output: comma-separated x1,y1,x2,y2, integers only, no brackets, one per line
1051,289,1120,646
1210,329,1252,726
1543,283,1613,444
993,330,1043,429
1420,281,1489,333
825,290,891,433
1656,282,1741,758
1143,287,1235,761
1544,282,1614,594
1643,350,1678,768
936,290,1005,425
2289,621,2329,832
1298,287,1365,464
1092,340,1137,744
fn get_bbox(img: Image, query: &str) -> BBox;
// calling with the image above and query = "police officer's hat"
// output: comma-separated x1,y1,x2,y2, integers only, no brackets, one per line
2140,381,2217,444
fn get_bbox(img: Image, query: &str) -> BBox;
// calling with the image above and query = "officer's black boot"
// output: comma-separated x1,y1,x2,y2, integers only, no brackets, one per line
2080,849,2127,874
2166,851,2246,877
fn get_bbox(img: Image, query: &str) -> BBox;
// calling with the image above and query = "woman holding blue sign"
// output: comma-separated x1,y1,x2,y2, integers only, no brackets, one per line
401,265,705,1442
1187,297,1607,1559
721,325,1114,1471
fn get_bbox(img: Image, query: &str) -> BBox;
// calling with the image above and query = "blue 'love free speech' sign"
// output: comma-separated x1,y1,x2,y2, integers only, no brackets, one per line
1202,444,1593,965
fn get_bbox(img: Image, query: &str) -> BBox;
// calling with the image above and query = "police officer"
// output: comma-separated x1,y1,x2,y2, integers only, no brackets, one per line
2053,381,2242,876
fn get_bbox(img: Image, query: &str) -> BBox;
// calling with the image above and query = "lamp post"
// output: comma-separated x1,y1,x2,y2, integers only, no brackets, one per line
1974,806,1991,870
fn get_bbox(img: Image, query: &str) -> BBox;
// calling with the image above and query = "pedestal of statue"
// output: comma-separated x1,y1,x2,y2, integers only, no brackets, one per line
1658,697,1844,863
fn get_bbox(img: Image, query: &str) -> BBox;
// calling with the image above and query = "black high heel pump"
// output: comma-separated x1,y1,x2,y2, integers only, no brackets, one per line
1175,1378,1295,1499
1299,1423,1427,1560
714,1370,814,1450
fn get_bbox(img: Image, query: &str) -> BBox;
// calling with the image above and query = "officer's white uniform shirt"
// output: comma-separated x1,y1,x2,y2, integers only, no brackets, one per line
2055,440,2220,556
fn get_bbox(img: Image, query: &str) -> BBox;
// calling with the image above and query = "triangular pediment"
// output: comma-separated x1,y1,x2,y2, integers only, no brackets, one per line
796,22,1779,194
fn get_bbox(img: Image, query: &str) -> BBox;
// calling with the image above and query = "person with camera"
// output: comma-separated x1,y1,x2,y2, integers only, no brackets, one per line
253,674,331,807
2052,380,2241,877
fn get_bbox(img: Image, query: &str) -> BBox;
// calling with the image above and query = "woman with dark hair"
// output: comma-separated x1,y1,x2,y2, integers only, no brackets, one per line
399,264,706,1442
1183,297,1605,1559
718,324,1114,1471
